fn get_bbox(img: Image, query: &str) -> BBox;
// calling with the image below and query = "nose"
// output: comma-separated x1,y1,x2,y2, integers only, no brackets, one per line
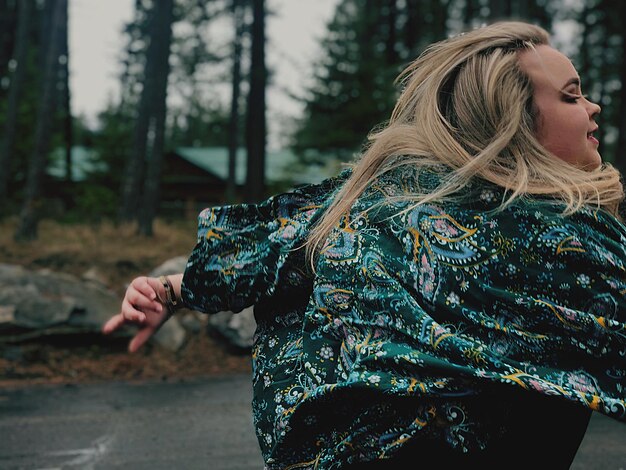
587,97,601,118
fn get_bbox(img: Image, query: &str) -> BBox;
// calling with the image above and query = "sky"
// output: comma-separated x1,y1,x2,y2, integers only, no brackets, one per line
67,2,580,151
68,0,339,149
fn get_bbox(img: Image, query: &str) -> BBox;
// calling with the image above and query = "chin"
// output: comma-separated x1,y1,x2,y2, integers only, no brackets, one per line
572,151,602,171
584,154,603,171
552,151,602,170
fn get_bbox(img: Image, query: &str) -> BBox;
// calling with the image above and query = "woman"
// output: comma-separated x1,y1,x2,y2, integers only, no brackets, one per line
103,21,625,469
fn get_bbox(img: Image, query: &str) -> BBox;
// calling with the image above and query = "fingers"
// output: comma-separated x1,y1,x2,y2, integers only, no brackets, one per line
102,276,169,353
124,278,164,322
102,311,160,354
102,313,125,335
128,326,155,353
102,311,156,353
102,276,160,333
132,276,158,301
103,315,155,353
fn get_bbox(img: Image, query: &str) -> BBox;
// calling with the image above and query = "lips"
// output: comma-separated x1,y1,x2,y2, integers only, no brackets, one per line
587,127,599,145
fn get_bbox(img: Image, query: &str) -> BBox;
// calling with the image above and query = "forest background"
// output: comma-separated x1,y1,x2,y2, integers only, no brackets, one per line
1,0,625,384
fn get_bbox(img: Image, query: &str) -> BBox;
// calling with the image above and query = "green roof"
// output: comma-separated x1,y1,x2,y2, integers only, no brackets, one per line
175,147,247,185
48,146,107,181
175,147,341,186
47,145,343,187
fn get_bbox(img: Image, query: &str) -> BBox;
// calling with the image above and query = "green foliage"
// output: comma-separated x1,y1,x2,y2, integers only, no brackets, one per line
60,0,236,223
117,0,230,139
4,0,624,222
166,0,236,150
1,23,46,199
71,184,119,222
291,0,401,160
91,102,134,194
0,0,76,211
291,0,556,162
568,0,625,168
0,2,18,103
169,100,238,148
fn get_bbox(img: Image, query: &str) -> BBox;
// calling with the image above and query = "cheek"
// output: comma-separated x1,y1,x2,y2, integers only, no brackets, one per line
536,110,588,160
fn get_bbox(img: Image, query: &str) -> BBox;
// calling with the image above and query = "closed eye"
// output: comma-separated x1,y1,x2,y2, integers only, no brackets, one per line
562,93,588,103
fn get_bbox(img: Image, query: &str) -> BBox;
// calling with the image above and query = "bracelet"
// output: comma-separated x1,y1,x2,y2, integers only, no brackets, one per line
159,275,181,313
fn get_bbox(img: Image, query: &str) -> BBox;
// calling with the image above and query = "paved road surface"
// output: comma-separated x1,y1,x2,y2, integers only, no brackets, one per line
0,375,263,470
0,374,624,469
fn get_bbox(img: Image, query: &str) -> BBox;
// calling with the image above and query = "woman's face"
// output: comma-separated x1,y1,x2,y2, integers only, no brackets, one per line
518,45,602,170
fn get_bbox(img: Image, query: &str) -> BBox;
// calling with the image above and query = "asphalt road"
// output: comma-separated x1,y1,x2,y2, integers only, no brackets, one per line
0,374,624,469
0,375,264,470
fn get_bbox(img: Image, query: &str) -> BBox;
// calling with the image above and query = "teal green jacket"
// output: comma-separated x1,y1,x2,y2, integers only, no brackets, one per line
182,166,626,469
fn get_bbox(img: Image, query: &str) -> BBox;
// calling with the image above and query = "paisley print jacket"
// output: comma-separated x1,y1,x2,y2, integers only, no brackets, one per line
181,166,626,469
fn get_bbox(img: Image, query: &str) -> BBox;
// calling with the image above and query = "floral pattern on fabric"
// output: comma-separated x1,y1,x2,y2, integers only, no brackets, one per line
182,166,626,469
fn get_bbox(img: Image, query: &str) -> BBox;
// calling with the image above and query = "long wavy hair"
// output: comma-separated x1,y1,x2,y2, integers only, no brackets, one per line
305,21,624,265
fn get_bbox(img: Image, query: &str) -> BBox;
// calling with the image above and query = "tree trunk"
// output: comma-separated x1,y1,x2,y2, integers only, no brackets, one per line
464,0,479,26
488,0,510,21
0,0,17,98
137,0,174,236
384,0,398,65
244,0,267,203
595,16,610,155
226,0,245,204
118,4,158,223
38,0,54,69
578,2,591,86
432,0,448,41
14,0,65,241
614,2,626,174
60,0,72,182
0,0,31,201
512,0,529,21
403,0,419,57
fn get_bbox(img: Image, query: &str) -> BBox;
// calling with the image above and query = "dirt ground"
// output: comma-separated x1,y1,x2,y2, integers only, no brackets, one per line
0,217,252,388
0,331,253,388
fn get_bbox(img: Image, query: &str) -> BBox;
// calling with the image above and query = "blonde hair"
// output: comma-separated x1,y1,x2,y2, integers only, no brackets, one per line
305,21,624,265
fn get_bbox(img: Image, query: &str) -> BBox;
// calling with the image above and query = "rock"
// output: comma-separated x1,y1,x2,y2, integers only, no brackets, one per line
208,307,256,350
0,264,119,335
178,311,206,333
82,266,108,286
0,306,16,324
149,256,187,277
0,256,258,354
152,318,187,352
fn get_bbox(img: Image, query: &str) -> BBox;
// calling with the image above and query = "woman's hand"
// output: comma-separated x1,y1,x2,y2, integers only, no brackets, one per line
102,276,172,353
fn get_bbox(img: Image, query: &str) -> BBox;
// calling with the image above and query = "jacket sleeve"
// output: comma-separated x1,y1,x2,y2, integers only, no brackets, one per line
180,174,346,314
398,202,626,421
308,196,626,423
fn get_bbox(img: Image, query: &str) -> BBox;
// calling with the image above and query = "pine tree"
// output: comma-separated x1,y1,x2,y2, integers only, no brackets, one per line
244,0,267,202
116,0,175,235
118,0,156,223
226,0,246,203
292,0,401,160
573,0,623,168
14,0,66,240
0,0,31,201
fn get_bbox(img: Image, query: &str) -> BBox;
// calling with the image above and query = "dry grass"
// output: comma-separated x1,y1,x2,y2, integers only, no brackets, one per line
0,332,252,389
0,217,199,295
0,217,252,387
